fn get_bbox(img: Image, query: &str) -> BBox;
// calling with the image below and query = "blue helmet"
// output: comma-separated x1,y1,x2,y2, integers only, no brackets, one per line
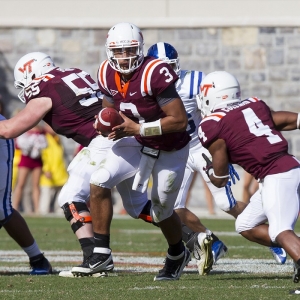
147,42,180,75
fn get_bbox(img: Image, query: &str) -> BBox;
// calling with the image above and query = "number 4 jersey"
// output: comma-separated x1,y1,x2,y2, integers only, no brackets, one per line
198,97,300,180
24,68,102,146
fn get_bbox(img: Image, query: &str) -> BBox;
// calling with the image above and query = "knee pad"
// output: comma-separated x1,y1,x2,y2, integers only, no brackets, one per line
235,214,243,233
151,202,173,223
62,202,91,233
90,168,112,188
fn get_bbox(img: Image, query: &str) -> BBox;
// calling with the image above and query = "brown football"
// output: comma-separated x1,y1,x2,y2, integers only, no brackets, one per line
95,107,124,136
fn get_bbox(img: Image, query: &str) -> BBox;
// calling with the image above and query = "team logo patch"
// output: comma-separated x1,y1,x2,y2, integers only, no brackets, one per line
110,89,118,96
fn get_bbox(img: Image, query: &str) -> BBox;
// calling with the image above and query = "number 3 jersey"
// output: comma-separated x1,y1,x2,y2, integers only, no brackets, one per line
198,97,300,180
97,56,190,151
24,68,102,147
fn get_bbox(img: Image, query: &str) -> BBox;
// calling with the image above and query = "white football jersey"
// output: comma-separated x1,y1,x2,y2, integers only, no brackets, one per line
174,71,237,212
176,70,205,148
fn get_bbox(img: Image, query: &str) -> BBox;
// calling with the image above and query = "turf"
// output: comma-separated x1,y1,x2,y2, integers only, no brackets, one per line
0,216,299,299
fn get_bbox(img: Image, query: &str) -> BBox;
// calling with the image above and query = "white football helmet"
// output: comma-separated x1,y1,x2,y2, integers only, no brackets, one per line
198,71,241,118
105,22,144,74
14,52,56,102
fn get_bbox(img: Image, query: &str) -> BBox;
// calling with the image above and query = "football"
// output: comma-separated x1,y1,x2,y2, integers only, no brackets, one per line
95,107,124,136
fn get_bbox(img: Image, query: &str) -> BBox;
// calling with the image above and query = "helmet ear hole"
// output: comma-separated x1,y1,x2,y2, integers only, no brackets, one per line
206,100,209,106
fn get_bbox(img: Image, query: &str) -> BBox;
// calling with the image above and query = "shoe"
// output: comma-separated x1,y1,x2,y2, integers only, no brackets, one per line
269,247,287,264
29,253,52,275
293,261,300,283
59,270,108,278
154,247,191,281
194,232,213,275
71,252,114,277
212,240,228,264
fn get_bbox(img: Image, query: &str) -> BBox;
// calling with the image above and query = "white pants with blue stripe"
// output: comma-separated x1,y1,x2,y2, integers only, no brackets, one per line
174,142,237,212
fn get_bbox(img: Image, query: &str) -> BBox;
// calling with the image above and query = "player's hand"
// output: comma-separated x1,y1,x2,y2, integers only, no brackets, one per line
202,153,213,177
228,164,240,184
108,112,140,141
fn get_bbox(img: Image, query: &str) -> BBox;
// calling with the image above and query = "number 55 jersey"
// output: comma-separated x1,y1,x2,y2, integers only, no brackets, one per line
198,98,300,180
23,67,102,147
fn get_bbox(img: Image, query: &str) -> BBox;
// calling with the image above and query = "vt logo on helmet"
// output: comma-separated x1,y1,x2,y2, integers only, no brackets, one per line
14,52,56,102
198,71,241,118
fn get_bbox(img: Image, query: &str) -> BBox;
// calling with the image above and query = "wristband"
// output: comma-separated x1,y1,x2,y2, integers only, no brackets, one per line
297,113,300,129
140,119,162,137
212,171,230,179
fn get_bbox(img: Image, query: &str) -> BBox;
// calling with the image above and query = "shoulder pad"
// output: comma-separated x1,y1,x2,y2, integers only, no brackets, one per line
98,60,110,94
140,59,165,96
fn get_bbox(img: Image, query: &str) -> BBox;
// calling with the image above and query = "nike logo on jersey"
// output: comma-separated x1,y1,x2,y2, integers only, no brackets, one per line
129,92,137,96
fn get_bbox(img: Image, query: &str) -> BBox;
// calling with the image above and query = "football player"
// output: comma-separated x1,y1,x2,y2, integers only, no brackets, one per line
198,71,300,282
71,22,198,281
0,113,52,275
147,42,287,266
0,52,115,277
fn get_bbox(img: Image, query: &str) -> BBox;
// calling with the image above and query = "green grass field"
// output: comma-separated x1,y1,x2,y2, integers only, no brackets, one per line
0,216,299,299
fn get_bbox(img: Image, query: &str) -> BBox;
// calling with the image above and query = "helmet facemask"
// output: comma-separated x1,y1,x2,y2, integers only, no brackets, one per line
105,23,145,75
106,42,144,74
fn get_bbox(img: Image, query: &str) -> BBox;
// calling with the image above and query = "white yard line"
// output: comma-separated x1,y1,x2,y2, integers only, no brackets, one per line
0,251,294,275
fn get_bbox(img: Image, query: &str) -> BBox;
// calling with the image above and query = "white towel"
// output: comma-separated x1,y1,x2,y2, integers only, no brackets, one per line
132,153,156,193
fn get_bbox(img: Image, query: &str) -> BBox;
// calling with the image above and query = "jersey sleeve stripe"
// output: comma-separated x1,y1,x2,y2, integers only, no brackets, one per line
201,112,226,123
248,97,261,102
141,59,164,96
98,60,110,93
33,74,54,82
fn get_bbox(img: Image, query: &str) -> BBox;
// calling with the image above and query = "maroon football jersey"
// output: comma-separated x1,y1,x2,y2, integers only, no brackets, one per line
97,56,190,151
199,97,300,179
24,68,102,146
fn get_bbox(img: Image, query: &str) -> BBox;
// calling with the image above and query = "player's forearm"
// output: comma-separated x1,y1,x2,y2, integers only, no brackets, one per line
271,111,298,131
160,115,188,133
0,121,18,139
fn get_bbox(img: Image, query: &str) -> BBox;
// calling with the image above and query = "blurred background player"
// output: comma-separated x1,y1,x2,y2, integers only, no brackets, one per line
0,113,52,274
39,123,68,215
13,123,47,214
